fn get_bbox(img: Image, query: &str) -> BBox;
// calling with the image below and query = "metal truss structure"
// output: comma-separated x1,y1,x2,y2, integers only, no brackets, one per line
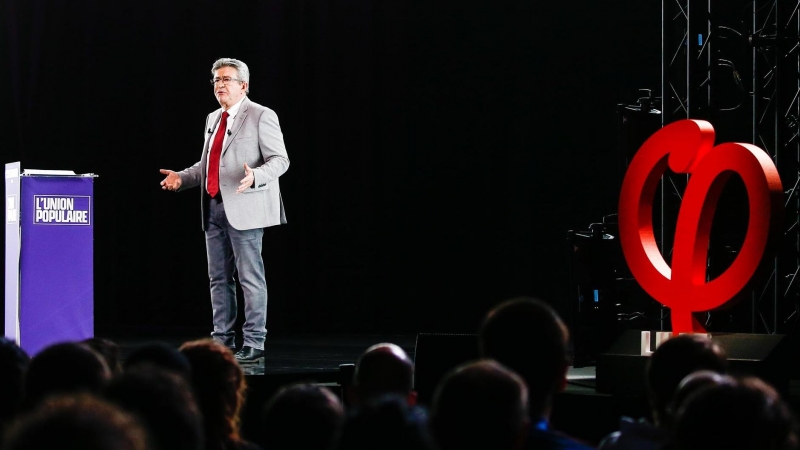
752,0,800,335
661,0,800,334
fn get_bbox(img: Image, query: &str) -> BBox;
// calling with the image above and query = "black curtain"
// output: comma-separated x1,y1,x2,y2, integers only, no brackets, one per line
1,0,661,336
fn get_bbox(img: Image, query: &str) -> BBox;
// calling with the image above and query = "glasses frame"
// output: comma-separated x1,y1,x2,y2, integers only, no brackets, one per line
210,77,245,86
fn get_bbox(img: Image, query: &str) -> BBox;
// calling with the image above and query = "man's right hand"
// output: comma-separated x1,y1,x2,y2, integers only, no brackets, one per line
159,169,182,191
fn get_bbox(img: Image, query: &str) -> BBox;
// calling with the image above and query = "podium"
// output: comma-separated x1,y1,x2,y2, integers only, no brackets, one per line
5,162,97,355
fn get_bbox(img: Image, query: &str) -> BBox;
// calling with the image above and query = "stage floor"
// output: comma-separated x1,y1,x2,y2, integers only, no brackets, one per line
110,333,419,376
110,332,599,381
109,332,602,384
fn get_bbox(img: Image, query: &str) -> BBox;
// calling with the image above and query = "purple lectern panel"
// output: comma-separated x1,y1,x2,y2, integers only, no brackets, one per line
20,176,94,355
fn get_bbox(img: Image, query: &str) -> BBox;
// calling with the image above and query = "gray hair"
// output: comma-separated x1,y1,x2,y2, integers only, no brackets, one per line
211,58,250,93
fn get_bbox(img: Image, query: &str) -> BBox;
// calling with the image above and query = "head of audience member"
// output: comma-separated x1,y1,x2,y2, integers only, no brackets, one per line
105,367,204,450
668,370,736,422
23,341,111,410
83,337,122,376
429,359,529,450
674,376,799,450
336,395,433,450
123,342,192,380
261,382,344,450
646,333,728,427
2,394,150,450
0,338,29,429
179,339,246,450
479,297,568,419
349,343,416,407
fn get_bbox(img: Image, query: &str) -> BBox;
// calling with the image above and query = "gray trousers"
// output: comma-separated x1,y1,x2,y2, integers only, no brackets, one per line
206,197,267,350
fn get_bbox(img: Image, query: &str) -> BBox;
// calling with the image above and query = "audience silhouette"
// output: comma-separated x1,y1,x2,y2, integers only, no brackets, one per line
261,382,344,450
105,367,204,450
123,342,193,380
336,395,433,450
3,394,149,450
479,297,594,450
599,333,728,450
674,376,799,450
1,306,798,450
180,339,262,450
0,338,29,442
349,343,417,407
23,342,111,411
430,359,529,450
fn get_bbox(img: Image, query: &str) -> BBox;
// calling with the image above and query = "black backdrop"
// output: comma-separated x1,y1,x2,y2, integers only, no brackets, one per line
2,0,661,336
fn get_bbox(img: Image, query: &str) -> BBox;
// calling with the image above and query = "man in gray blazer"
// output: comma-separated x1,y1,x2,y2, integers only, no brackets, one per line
159,58,289,363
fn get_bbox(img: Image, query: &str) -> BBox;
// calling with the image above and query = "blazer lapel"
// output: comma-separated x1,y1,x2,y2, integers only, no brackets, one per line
222,97,249,157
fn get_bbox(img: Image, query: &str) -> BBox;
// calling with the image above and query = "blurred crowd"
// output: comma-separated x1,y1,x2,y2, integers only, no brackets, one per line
1,297,797,450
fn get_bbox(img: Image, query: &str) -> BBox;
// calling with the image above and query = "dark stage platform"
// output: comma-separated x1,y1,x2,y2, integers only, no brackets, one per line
111,333,418,377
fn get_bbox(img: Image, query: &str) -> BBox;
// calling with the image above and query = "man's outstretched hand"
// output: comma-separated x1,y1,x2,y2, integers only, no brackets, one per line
160,169,182,191
236,163,254,194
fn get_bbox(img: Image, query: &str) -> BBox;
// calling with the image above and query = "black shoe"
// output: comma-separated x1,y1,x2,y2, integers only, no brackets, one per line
234,346,264,363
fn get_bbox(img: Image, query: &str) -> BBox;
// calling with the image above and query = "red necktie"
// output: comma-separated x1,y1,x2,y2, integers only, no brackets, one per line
207,111,229,198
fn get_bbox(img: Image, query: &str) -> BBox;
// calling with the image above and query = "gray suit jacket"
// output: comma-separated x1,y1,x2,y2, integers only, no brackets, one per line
178,97,289,231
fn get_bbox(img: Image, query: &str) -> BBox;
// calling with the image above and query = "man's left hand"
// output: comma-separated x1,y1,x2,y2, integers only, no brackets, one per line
236,163,255,194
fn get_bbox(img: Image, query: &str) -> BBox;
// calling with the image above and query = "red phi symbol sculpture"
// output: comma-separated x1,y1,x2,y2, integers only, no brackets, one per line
618,119,784,334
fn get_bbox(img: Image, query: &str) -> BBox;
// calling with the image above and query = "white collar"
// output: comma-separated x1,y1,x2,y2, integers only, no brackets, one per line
223,96,246,118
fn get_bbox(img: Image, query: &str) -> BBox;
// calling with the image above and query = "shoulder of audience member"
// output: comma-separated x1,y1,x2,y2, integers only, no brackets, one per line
528,425,596,450
597,416,669,450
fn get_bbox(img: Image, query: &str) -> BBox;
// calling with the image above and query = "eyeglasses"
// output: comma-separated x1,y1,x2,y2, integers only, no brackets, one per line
210,77,244,86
